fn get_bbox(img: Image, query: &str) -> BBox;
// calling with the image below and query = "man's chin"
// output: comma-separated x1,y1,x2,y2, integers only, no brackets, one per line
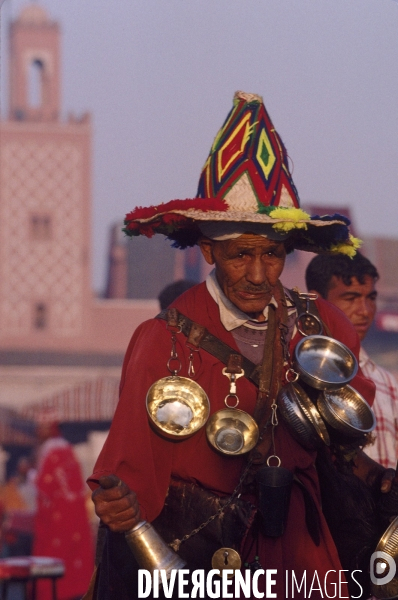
233,300,268,319
354,325,369,341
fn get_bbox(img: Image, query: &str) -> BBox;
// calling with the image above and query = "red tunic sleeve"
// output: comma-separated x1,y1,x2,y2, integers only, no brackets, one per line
88,319,176,521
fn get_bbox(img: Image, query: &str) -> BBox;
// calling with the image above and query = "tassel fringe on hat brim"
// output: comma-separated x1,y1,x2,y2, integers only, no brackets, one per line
124,92,360,257
124,201,360,256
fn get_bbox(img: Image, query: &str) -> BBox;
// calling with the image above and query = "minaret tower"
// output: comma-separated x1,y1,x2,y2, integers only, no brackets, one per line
0,4,92,346
9,3,60,122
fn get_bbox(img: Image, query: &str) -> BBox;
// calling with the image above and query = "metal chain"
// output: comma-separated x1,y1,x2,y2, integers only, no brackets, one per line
169,458,254,552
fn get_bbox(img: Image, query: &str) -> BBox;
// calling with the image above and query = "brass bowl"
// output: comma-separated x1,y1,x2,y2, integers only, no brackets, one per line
146,376,210,438
370,516,398,599
294,335,358,390
317,385,376,438
206,409,259,455
278,382,329,450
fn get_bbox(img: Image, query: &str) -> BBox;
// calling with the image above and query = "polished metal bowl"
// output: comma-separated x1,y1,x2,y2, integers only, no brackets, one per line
278,382,329,450
206,408,259,455
294,384,330,446
317,385,376,438
370,516,398,599
294,335,358,390
146,376,210,438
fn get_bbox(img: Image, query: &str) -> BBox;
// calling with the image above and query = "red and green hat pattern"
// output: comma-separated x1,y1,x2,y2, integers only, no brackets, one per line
124,92,360,256
197,91,300,211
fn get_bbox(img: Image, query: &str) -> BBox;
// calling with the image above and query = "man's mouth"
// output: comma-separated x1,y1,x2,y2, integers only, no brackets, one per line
235,289,271,300
354,321,370,331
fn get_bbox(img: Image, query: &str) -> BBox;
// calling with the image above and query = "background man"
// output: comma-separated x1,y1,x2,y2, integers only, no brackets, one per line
306,251,398,469
158,279,196,310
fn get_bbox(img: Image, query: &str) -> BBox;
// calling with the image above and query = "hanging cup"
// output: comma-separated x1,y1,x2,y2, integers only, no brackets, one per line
206,408,259,455
255,457,293,537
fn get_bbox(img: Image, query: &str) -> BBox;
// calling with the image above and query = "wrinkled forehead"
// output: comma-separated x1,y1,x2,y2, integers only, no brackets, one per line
208,233,288,263
198,221,290,241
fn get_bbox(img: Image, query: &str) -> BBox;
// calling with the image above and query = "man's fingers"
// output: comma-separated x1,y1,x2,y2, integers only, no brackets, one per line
98,474,122,489
381,468,396,493
92,475,141,532
93,475,130,501
99,504,140,532
96,494,140,533
94,491,137,515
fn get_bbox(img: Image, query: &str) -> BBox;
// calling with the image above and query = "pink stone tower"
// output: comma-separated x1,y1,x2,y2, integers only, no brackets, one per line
0,5,92,347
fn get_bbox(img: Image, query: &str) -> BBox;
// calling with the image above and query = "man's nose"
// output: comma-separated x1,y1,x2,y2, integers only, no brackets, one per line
356,298,371,316
246,257,268,285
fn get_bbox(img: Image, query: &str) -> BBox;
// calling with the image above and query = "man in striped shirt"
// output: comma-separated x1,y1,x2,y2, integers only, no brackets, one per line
306,252,398,469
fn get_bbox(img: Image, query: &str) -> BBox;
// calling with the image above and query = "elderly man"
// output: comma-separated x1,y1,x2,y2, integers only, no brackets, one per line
88,93,396,600
306,252,398,469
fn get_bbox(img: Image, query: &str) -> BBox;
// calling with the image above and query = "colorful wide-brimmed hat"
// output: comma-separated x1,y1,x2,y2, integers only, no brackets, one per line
124,91,359,255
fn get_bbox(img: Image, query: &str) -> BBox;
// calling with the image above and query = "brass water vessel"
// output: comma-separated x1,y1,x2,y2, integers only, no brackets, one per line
206,408,259,455
146,376,210,438
370,516,398,599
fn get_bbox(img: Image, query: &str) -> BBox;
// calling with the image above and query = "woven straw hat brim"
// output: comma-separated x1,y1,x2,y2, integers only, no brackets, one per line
132,208,347,228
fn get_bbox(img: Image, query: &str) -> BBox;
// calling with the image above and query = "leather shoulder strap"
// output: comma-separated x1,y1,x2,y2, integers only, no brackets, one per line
156,309,261,387
289,288,320,318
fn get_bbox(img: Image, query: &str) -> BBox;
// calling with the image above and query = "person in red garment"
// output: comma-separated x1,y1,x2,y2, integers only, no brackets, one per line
33,415,94,600
88,92,397,599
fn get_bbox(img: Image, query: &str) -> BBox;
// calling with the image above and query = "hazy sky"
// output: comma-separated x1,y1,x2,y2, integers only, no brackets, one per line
1,0,398,292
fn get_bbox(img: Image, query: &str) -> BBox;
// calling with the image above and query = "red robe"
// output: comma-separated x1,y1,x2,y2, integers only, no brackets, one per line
34,437,95,600
89,283,375,599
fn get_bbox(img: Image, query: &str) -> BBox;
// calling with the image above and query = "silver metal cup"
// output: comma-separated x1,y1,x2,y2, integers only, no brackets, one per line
125,521,186,579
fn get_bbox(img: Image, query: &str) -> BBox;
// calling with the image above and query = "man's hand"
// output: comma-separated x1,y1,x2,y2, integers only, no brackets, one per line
92,474,141,532
379,466,398,524
380,468,397,494
352,451,398,522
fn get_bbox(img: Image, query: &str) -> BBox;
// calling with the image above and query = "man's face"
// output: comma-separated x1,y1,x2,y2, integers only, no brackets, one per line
324,274,377,341
199,234,286,321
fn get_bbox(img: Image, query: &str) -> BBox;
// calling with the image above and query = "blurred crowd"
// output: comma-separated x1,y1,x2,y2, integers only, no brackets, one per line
0,455,37,557
0,418,95,600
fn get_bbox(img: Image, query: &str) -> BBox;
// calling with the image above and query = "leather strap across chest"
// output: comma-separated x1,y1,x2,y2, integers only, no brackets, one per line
156,288,324,406
156,308,262,386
